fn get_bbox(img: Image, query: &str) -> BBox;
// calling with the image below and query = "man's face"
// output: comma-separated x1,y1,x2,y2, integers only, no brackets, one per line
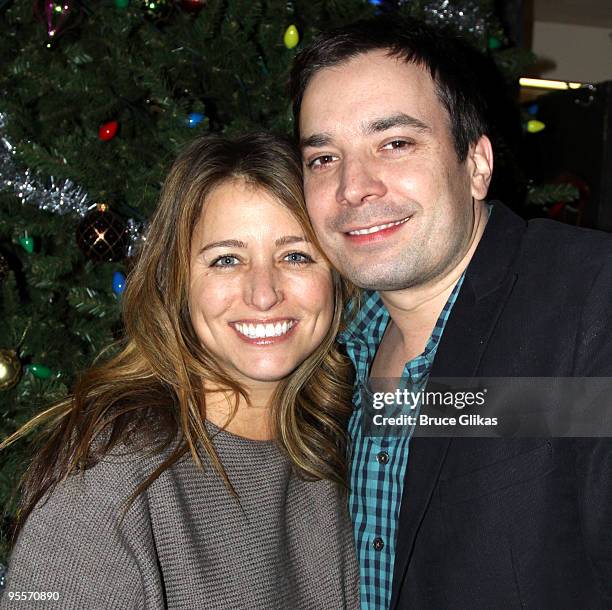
299,50,487,291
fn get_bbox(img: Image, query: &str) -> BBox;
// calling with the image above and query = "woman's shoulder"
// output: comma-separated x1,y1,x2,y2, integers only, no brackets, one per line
32,433,185,522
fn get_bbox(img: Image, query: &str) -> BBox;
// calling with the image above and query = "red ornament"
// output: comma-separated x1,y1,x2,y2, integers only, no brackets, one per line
98,120,118,141
179,0,205,14
547,202,566,220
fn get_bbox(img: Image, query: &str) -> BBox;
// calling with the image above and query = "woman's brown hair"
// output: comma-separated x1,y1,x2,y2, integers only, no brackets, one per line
1,132,356,541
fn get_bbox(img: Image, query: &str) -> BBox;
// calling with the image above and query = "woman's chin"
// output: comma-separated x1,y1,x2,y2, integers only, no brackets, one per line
231,362,295,386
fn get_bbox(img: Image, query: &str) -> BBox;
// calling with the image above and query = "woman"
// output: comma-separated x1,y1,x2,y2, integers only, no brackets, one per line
0,133,360,609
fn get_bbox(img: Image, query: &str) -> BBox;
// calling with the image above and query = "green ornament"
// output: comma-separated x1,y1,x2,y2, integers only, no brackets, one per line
28,363,53,379
527,119,546,134
115,0,129,7
284,25,299,49
19,235,34,253
488,36,501,50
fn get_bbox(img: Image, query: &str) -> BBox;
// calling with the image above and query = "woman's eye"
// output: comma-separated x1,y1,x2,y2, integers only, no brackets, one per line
211,255,240,267
284,252,313,265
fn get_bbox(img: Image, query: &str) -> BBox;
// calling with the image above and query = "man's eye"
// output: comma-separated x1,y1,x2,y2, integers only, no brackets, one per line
211,255,240,267
382,140,413,151
307,154,337,169
284,252,313,265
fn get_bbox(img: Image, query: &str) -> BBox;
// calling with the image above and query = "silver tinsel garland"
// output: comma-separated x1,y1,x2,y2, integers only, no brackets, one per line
399,0,490,37
0,112,146,256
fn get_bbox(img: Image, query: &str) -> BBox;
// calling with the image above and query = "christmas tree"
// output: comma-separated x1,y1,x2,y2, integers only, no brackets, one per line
0,0,528,575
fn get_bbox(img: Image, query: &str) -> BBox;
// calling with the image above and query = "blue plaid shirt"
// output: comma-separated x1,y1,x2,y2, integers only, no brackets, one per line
339,275,465,609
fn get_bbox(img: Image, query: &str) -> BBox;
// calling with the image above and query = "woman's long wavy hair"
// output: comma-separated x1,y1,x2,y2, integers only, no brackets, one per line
1,132,356,542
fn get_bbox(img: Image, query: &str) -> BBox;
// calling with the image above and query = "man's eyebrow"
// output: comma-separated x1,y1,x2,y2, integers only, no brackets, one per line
199,239,247,254
275,235,310,247
364,113,431,134
300,114,429,150
300,133,332,150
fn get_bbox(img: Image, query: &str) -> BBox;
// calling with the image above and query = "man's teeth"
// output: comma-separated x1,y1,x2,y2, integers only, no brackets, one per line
348,216,410,236
234,321,295,339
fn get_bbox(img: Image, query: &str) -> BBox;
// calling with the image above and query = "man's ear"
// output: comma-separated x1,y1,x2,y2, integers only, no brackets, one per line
468,134,494,201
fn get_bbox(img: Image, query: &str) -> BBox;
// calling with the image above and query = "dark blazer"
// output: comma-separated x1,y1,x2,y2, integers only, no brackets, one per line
390,203,612,609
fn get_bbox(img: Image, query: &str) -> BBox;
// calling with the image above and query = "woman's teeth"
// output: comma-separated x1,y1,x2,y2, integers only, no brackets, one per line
234,320,295,339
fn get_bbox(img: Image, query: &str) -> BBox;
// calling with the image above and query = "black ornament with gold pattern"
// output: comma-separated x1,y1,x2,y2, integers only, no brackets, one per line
76,204,129,262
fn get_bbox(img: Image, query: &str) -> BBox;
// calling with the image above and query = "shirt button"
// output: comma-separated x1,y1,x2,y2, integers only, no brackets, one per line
376,451,389,464
373,537,385,551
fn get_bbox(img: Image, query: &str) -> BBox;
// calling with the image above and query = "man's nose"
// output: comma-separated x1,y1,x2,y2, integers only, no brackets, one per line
336,156,387,207
244,265,283,311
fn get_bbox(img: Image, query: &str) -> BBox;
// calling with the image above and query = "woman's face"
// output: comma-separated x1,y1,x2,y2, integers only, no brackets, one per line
188,179,334,390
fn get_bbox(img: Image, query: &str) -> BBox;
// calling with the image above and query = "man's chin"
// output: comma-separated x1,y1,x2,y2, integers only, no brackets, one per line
334,259,422,292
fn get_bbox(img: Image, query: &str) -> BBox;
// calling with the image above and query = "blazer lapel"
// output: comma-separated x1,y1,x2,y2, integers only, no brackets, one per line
389,203,525,609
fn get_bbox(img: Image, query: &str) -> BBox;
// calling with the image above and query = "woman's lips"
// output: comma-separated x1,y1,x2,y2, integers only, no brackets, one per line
229,319,298,345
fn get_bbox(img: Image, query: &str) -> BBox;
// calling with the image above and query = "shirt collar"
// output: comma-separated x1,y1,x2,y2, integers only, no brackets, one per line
339,289,387,347
340,273,466,384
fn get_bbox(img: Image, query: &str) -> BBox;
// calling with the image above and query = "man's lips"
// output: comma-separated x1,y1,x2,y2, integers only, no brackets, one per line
343,216,412,243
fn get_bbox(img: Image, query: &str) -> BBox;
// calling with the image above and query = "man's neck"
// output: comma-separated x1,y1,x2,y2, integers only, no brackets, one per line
379,199,488,363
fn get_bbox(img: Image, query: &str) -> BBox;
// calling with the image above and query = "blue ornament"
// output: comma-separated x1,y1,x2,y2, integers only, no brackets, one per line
187,112,205,128
368,0,383,5
527,103,539,116
112,271,126,295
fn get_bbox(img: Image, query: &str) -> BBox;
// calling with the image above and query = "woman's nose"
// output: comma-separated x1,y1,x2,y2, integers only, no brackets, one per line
244,266,283,311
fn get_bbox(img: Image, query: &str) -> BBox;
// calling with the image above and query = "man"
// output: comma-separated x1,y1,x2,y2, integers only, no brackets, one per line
290,16,612,610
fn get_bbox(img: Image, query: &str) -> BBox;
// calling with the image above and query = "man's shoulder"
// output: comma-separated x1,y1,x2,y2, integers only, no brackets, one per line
519,216,612,278
524,216,612,258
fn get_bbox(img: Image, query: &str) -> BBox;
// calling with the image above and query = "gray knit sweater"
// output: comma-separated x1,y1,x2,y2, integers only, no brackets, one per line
0,427,360,609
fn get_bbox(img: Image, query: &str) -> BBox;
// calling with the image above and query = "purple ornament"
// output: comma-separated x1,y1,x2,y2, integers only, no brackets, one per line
33,0,80,41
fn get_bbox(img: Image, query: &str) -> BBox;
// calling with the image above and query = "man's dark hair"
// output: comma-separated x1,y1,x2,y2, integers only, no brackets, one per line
289,16,490,162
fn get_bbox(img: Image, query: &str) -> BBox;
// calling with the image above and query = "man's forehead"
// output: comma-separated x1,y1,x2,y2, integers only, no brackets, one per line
301,53,433,111
299,55,438,142
303,49,431,92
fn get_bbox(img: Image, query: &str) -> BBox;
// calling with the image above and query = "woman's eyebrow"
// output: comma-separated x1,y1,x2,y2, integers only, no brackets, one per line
275,235,310,247
199,236,310,254
199,239,247,254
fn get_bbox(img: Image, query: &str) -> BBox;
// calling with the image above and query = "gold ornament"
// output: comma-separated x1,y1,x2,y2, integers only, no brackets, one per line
0,349,22,391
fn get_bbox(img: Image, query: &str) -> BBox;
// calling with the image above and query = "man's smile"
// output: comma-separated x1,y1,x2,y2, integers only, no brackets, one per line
343,215,412,244
345,216,412,236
